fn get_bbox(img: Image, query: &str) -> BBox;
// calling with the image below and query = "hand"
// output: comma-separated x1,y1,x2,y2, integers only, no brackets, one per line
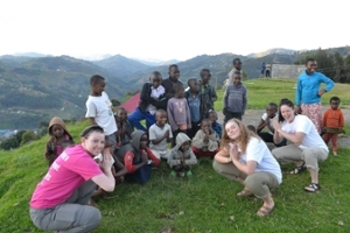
229,143,240,161
272,118,281,131
264,118,270,126
100,153,113,172
204,134,210,143
141,150,148,164
317,89,326,97
164,129,170,138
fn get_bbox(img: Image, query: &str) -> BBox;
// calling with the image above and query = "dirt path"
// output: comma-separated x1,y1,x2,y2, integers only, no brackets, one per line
216,106,350,149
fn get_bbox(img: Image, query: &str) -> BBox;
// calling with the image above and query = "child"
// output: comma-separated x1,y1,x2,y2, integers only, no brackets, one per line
85,75,118,146
223,71,247,123
115,107,134,146
162,64,182,100
167,83,192,147
199,69,218,117
257,102,286,147
44,117,73,166
247,125,257,133
167,133,197,177
116,130,160,183
208,111,222,138
322,96,345,155
128,71,166,131
149,109,173,160
192,119,220,158
185,78,202,138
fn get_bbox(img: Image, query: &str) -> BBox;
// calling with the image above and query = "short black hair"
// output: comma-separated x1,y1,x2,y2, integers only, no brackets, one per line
200,68,211,76
155,109,167,116
233,58,241,64
247,125,256,133
306,58,316,64
268,102,278,110
330,96,341,103
168,64,178,71
90,74,105,86
233,71,241,76
187,78,197,86
173,82,184,93
208,110,217,117
150,71,162,80
80,125,104,138
201,118,211,125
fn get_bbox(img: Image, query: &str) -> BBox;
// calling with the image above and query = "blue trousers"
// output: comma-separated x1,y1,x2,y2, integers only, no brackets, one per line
128,107,156,131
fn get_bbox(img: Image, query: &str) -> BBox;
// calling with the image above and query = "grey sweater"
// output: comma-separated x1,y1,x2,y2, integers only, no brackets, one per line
224,84,247,113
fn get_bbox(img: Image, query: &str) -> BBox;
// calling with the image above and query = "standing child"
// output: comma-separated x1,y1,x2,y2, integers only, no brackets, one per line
208,111,222,138
149,109,173,160
223,71,247,123
167,83,192,147
85,75,118,146
322,96,345,155
44,117,73,166
199,69,218,117
115,107,134,147
185,78,202,138
167,133,197,177
192,119,220,158
116,130,160,183
128,71,166,131
162,64,182,101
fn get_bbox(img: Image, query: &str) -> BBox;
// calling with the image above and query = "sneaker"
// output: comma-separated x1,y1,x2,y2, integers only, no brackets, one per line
186,170,193,177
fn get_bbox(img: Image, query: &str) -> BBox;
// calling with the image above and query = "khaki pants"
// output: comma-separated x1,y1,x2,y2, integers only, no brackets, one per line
213,161,279,199
30,180,101,233
272,144,328,172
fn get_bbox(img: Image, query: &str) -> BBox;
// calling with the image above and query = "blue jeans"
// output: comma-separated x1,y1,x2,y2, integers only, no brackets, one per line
128,107,156,131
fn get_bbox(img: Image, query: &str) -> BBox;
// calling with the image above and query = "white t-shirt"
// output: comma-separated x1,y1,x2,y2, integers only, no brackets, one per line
261,113,277,135
147,85,166,115
149,123,173,151
239,137,282,184
85,91,117,135
281,115,328,152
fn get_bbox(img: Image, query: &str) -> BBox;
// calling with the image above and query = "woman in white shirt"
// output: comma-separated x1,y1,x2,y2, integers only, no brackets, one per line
272,99,328,192
213,119,282,217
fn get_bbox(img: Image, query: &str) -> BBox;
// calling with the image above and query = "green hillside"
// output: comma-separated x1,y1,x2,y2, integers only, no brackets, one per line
1,79,350,232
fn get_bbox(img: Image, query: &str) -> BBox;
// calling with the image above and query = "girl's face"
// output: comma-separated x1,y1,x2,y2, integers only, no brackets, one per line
51,125,64,138
280,105,295,123
225,121,241,140
82,131,105,157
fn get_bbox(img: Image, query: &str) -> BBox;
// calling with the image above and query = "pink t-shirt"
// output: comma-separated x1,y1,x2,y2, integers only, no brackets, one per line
30,145,103,209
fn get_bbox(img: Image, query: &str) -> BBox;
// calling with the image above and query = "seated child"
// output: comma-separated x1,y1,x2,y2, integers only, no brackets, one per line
247,125,257,133
167,133,197,177
44,116,73,166
116,130,160,183
192,119,220,158
115,107,134,147
257,102,286,147
149,109,173,160
208,111,222,138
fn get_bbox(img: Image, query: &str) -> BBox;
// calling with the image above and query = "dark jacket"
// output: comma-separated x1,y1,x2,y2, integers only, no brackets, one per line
199,81,217,116
139,83,167,112
161,77,182,100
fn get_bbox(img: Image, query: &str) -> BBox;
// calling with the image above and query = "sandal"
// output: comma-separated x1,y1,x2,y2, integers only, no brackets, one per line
257,205,275,217
304,183,321,192
290,162,306,175
237,188,253,197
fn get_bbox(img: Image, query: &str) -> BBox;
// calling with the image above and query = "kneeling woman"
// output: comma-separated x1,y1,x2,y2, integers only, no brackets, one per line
213,119,282,217
29,125,116,232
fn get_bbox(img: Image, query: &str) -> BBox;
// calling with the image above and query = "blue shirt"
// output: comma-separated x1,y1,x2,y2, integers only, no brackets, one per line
295,70,334,105
187,94,201,122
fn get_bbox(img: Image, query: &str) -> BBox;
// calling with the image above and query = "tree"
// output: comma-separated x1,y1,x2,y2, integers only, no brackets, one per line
15,130,26,145
0,137,19,150
111,99,121,106
20,130,37,146
333,52,345,83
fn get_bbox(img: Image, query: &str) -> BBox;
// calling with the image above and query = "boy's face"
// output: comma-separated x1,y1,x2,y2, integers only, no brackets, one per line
92,80,106,95
180,141,190,152
330,100,339,110
51,125,64,138
151,75,162,88
117,109,127,121
156,112,167,126
201,121,211,132
234,60,242,70
208,113,217,124
266,106,277,118
233,75,242,86
189,80,199,92
306,61,317,73
139,134,148,149
169,67,180,79
201,71,211,84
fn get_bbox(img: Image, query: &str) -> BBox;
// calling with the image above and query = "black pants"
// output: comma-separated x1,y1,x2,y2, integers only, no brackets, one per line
265,70,270,78
224,111,242,125
188,121,201,139
258,132,286,147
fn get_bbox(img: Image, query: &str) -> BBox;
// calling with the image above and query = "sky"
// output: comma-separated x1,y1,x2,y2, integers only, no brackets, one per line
0,0,348,61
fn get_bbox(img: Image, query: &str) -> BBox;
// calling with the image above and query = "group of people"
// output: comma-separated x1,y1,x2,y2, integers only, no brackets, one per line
29,57,344,232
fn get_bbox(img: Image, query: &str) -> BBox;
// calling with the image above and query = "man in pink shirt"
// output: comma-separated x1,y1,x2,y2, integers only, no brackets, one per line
29,125,115,232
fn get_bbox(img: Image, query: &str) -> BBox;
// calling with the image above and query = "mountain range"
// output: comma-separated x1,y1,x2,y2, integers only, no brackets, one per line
1,46,349,129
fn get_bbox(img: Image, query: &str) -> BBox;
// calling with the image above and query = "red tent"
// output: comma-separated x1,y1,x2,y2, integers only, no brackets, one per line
117,92,140,113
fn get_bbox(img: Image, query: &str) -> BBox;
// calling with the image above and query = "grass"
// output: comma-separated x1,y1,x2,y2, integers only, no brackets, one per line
1,79,350,232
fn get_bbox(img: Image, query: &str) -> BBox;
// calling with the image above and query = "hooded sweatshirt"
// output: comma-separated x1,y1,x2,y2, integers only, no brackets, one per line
44,117,73,166
192,129,219,152
167,133,197,167
117,130,160,173
224,83,247,113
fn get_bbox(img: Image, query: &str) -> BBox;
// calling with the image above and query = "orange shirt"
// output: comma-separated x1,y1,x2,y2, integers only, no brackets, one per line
322,108,344,129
